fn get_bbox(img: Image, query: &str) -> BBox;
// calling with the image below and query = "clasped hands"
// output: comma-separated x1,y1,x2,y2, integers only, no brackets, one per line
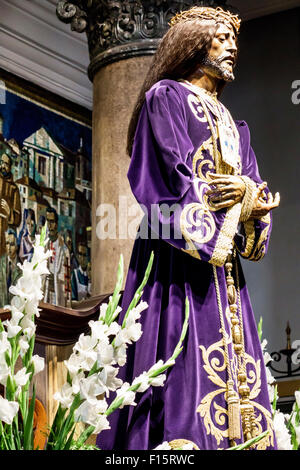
206,173,280,218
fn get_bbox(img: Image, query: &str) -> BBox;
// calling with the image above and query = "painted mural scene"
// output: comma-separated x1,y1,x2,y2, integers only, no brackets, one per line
0,114,92,308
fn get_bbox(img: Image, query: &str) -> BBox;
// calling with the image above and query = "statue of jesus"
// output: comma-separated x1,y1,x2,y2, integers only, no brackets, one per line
98,6,280,450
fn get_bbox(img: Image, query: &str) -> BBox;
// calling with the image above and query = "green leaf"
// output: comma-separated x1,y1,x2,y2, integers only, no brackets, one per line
257,317,263,342
104,255,124,325
72,425,95,449
63,426,77,450
87,360,101,377
121,251,154,329
53,393,82,450
24,386,36,450
272,384,278,416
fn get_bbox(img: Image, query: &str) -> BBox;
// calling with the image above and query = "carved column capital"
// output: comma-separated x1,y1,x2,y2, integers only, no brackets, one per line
56,1,228,80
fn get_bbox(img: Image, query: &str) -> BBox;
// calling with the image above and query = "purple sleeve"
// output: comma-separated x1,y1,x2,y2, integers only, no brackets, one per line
128,83,243,266
235,122,272,261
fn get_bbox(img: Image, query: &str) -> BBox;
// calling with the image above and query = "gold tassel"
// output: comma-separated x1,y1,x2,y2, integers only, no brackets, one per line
227,380,241,441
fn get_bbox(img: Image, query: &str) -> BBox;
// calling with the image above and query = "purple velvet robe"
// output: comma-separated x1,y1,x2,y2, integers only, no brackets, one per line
97,79,276,450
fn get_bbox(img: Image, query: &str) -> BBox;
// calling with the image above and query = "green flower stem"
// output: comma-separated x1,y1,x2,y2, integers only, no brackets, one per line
0,421,9,450
75,425,96,449
121,252,154,330
227,431,269,450
104,255,124,326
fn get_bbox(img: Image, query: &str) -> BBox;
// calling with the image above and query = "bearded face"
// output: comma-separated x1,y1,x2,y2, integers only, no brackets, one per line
202,23,238,82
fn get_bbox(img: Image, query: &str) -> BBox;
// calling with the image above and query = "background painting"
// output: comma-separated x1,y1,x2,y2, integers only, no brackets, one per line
0,69,92,308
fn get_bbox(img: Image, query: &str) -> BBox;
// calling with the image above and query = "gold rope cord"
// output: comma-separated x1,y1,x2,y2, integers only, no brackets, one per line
212,265,241,443
196,91,259,446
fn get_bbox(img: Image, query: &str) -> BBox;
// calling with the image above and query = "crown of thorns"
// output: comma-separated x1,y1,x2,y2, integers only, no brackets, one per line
169,6,241,33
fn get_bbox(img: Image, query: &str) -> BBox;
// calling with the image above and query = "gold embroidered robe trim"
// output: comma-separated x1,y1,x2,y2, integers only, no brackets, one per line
196,334,275,449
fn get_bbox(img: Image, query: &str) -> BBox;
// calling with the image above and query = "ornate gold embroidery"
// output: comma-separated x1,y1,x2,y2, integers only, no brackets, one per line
197,336,275,449
188,93,208,123
180,180,216,258
197,336,229,445
192,136,219,182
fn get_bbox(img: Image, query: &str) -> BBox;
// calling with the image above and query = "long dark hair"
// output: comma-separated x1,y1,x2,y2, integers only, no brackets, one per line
127,18,222,157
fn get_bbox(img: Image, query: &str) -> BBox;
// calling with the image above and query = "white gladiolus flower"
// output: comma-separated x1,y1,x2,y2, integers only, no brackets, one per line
295,391,300,409
0,362,10,386
114,343,127,366
14,368,31,397
23,299,41,318
88,321,109,342
96,343,114,367
114,323,142,346
132,372,150,393
70,371,85,395
0,396,19,424
265,365,275,386
14,368,30,387
10,276,42,302
19,336,30,357
268,384,275,404
263,351,273,366
53,383,74,409
0,331,11,356
30,244,52,267
273,411,293,450
116,383,136,408
79,375,107,403
125,302,148,326
148,360,164,373
2,320,22,338
91,414,111,434
154,442,171,450
150,374,167,387
20,315,36,339
98,366,122,394
74,399,109,433
98,303,108,321
181,443,195,450
64,353,83,377
74,334,98,359
9,309,24,325
31,355,45,375
107,321,121,337
165,358,175,367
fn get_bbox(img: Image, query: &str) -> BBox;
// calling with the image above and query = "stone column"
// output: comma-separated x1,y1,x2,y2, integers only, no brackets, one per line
56,0,227,295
